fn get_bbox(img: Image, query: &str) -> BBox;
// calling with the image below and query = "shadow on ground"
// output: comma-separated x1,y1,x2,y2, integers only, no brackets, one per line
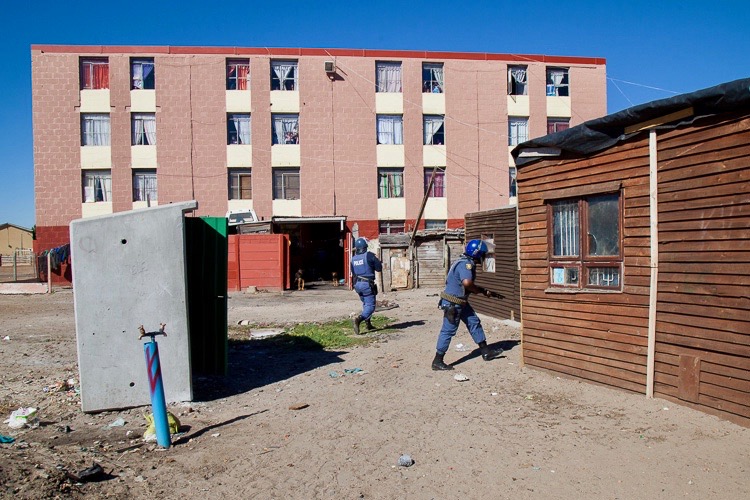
193,335,346,401
449,340,521,367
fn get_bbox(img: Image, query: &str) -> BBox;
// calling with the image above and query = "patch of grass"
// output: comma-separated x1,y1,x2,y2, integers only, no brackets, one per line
229,315,394,350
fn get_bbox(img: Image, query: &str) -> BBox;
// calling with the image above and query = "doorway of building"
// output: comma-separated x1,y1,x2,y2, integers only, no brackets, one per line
274,221,345,287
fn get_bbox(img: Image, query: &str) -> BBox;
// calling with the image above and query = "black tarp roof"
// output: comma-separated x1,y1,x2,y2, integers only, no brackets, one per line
511,77,750,167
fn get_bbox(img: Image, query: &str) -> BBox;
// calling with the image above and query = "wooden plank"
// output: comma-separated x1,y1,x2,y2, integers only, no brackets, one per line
677,355,701,403
523,356,646,393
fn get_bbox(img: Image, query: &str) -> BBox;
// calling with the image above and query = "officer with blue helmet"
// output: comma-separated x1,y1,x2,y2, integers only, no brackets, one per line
350,237,383,334
432,239,503,370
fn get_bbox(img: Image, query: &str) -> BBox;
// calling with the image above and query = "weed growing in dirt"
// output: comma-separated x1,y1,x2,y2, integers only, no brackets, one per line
229,315,393,349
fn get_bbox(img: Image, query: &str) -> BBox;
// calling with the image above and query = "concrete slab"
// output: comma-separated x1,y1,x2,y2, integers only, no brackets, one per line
0,283,48,294
70,201,197,412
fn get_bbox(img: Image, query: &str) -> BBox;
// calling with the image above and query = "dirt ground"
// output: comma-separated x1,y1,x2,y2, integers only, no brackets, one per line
0,284,748,499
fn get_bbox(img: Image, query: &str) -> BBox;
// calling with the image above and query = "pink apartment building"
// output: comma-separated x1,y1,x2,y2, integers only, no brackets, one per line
31,45,606,284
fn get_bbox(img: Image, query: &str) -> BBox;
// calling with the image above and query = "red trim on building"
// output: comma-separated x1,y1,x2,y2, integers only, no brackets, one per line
30,45,606,65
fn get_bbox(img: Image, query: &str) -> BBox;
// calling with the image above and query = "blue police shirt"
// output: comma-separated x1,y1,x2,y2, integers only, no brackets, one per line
444,256,475,299
351,252,382,279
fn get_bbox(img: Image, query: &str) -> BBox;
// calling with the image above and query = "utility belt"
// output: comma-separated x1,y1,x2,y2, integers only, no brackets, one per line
440,292,467,306
357,277,374,283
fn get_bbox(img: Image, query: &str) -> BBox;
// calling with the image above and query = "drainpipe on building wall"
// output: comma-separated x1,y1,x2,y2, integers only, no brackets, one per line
646,130,659,398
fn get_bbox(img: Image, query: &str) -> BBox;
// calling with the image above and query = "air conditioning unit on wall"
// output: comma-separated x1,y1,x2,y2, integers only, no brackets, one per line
324,61,336,73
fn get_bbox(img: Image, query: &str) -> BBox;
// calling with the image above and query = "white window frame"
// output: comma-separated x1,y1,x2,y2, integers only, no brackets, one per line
132,113,156,146
376,114,404,145
271,60,298,91
131,58,155,90
546,67,570,97
226,58,250,90
508,117,529,146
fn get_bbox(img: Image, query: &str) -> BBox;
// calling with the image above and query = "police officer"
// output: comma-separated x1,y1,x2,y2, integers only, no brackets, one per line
350,237,383,334
432,239,503,370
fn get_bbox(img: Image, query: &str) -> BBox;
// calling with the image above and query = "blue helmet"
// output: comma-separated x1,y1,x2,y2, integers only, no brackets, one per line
464,239,488,261
354,237,368,254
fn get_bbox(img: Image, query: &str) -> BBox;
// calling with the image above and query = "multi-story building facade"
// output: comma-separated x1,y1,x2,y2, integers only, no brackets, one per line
31,45,606,283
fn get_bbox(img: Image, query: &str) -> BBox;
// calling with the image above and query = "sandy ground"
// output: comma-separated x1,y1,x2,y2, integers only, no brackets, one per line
0,284,748,499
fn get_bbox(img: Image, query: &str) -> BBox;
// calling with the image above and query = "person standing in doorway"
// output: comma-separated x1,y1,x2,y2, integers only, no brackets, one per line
431,239,503,370
350,237,382,334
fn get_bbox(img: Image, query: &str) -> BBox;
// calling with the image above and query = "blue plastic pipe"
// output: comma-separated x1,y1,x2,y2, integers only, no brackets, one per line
143,339,171,448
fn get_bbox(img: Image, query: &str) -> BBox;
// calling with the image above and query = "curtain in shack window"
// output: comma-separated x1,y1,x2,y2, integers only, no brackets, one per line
376,115,403,145
552,201,579,257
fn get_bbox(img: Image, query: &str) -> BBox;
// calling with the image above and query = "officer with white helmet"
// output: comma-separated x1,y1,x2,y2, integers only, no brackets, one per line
432,239,503,370
350,237,383,334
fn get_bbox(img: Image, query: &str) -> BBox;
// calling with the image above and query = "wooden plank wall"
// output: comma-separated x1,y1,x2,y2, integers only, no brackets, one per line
416,239,445,288
516,140,652,393
652,114,750,426
465,207,521,321
227,234,289,291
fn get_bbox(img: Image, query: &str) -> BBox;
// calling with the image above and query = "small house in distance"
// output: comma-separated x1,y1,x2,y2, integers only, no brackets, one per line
512,78,750,427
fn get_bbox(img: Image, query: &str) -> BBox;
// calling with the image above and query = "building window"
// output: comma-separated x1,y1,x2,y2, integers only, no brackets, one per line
508,66,528,96
549,192,622,289
376,61,402,92
424,167,445,197
80,58,109,90
425,220,446,230
378,168,404,199
376,115,403,145
271,60,298,91
132,113,156,145
509,117,529,146
546,67,569,96
227,114,251,145
422,63,444,93
82,170,112,203
131,58,154,90
481,233,495,273
509,166,517,198
81,114,111,146
379,220,405,234
273,168,300,200
272,114,299,144
227,58,250,90
228,169,252,200
547,118,570,135
424,115,445,145
132,169,157,202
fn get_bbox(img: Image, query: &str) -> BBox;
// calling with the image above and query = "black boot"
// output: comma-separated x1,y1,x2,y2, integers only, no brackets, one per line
365,319,374,331
352,315,363,335
479,341,503,361
431,352,453,371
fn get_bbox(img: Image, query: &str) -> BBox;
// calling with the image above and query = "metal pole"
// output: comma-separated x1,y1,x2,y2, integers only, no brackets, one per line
139,324,171,448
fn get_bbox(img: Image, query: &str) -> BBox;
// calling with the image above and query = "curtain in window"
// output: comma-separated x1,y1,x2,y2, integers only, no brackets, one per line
231,115,251,144
433,66,444,92
424,169,445,197
82,115,110,146
376,115,403,145
424,116,444,144
548,69,565,95
377,63,402,92
273,116,299,144
133,173,157,202
272,62,296,90
143,115,156,145
94,64,109,89
509,118,528,146
84,172,111,202
552,201,579,257
509,67,527,95
132,62,154,89
379,171,403,198
228,63,249,90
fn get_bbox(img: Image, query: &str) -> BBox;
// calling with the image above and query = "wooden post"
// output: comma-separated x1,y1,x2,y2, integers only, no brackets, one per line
646,130,659,398
47,252,52,294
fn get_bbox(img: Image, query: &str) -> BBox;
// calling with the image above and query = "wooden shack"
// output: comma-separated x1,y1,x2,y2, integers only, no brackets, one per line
512,78,750,426
465,207,521,322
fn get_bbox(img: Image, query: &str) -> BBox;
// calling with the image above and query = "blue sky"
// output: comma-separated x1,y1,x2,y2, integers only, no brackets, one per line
2,0,748,229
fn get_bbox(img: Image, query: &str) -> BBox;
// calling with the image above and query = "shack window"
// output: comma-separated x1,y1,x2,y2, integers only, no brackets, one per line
481,233,495,273
548,192,621,290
